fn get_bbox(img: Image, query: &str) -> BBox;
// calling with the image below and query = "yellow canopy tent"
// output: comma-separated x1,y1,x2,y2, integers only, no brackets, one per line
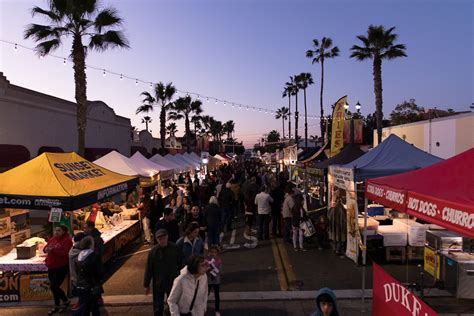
0,152,138,211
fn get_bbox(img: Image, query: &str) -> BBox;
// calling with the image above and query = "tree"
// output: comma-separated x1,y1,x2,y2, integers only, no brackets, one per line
390,99,425,125
282,79,295,140
223,120,235,140
140,82,176,151
306,37,339,144
267,130,281,143
141,116,152,132
296,72,314,147
275,106,289,139
191,115,202,135
25,0,129,156
168,95,203,152
290,76,300,146
350,25,407,144
166,122,178,137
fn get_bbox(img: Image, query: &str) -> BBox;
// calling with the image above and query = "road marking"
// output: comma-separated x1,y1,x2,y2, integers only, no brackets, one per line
271,238,289,291
243,230,258,249
230,228,236,245
276,238,296,290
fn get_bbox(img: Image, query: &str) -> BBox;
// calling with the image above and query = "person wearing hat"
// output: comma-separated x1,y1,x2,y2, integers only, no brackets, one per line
144,229,183,316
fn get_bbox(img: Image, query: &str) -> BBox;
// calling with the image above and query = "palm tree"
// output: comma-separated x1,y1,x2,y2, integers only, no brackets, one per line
306,37,339,144
166,122,178,137
297,73,314,147
141,116,152,132
136,102,153,115
168,96,203,152
140,82,176,151
282,79,295,140
350,25,407,144
24,0,129,156
291,76,300,146
223,120,235,140
191,115,203,135
275,106,289,140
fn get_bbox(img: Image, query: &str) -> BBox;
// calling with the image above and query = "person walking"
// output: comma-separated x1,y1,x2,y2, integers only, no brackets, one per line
282,188,295,244
310,287,339,316
73,236,102,316
139,193,153,245
205,196,222,247
254,185,273,241
218,182,234,232
291,194,307,251
269,181,284,237
176,222,205,263
83,221,104,258
69,232,85,311
144,229,183,316
167,255,208,316
154,208,180,243
44,225,73,315
184,205,207,241
206,246,222,316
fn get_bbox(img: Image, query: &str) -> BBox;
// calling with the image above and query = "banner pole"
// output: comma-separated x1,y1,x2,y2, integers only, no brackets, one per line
363,197,368,265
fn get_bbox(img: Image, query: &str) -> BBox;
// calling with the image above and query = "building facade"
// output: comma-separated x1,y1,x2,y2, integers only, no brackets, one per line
0,72,131,158
374,112,473,159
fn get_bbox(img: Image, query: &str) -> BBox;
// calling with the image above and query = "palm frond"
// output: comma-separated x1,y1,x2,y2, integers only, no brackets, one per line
30,6,62,22
140,91,156,104
88,30,129,51
94,8,123,32
34,39,62,56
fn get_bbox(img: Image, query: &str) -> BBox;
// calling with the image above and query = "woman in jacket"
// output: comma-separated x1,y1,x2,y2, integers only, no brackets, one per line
74,236,102,316
291,194,307,252
176,222,204,263
167,255,208,316
45,225,73,315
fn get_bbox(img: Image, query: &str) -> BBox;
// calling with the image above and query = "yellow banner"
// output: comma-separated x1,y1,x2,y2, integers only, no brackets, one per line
330,96,347,156
424,247,440,279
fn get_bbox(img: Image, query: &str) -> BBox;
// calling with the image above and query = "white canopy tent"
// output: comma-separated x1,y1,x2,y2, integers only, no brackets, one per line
130,152,174,180
165,154,194,171
176,153,201,168
150,154,184,173
184,152,202,164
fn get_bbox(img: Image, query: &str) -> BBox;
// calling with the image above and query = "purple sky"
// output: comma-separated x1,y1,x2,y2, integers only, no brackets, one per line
0,0,472,147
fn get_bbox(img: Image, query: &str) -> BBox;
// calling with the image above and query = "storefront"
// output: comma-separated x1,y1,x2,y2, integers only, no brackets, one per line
0,152,140,303
365,148,474,300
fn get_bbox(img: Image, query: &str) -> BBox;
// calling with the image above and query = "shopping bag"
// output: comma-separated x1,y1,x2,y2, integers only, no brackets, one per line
300,219,316,237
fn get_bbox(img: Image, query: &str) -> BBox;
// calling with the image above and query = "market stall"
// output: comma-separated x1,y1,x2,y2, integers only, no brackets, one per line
165,154,194,172
130,152,174,181
365,148,474,299
328,134,442,263
150,154,185,174
0,152,139,303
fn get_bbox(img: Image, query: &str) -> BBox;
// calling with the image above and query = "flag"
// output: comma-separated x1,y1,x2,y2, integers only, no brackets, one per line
330,96,347,156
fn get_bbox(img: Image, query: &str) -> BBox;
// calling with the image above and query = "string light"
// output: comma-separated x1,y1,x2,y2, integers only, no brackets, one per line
0,39,327,120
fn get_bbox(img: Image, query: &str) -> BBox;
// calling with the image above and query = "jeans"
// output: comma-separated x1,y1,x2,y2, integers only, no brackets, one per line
292,226,304,249
48,266,68,306
207,227,220,246
208,284,220,312
283,218,292,243
256,214,270,240
271,212,281,236
73,288,100,316
153,288,171,316
142,217,152,243
221,207,232,231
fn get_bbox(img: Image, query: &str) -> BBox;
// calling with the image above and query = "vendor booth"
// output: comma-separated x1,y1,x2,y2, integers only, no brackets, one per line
327,134,442,263
165,154,194,172
130,152,174,181
150,154,185,173
365,148,474,299
0,152,139,303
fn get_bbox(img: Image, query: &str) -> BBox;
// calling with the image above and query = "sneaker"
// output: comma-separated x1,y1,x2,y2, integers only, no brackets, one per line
70,302,80,311
293,247,299,252
48,307,60,315
300,248,308,252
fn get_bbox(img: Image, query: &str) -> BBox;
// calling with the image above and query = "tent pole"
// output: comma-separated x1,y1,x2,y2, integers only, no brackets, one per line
363,197,368,265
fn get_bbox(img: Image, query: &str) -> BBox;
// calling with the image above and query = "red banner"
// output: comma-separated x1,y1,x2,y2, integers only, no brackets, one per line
365,183,407,212
373,263,438,316
407,192,474,239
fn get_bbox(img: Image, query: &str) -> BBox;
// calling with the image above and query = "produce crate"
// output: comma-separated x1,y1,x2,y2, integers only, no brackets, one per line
407,246,424,261
385,246,406,263
16,244,37,259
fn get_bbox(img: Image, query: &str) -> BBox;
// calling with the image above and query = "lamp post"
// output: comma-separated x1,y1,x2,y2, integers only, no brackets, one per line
344,101,361,144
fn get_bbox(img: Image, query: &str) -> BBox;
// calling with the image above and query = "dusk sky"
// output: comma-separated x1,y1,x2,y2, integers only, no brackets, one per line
0,0,472,147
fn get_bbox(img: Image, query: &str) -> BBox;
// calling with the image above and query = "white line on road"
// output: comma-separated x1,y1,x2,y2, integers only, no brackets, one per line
230,228,236,245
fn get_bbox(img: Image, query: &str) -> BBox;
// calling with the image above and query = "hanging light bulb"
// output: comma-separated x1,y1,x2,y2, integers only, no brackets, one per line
84,66,87,73
206,97,210,103
149,82,153,89
14,43,18,52
63,58,67,65
215,99,218,105
223,101,226,107
232,103,235,108
135,79,138,85
102,69,106,77
39,53,44,59
120,74,123,80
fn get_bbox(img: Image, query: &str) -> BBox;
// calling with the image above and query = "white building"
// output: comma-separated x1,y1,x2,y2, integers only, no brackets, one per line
0,72,131,159
374,112,473,159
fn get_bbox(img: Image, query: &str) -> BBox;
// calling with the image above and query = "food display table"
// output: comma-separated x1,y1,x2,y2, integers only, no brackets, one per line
0,220,140,303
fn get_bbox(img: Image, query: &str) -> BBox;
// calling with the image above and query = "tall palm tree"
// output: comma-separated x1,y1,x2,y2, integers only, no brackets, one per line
223,120,235,140
141,116,152,132
24,0,129,156
297,73,314,147
350,25,407,144
282,79,294,140
168,96,203,152
191,115,203,136
306,37,339,144
136,102,153,115
140,82,176,151
166,122,178,137
275,106,289,140
291,76,300,146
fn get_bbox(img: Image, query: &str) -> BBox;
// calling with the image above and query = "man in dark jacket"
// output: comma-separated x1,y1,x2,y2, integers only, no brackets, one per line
205,196,222,246
218,183,234,231
144,229,183,316
154,208,180,243
83,221,104,258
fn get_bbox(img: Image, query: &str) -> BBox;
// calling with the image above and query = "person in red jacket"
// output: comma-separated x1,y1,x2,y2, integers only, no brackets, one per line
44,225,73,315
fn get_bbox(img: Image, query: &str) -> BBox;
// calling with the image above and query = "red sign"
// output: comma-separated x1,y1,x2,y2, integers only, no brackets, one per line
407,192,474,239
373,263,438,316
365,183,407,212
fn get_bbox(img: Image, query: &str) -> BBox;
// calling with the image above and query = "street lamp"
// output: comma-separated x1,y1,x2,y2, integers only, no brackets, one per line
345,101,362,144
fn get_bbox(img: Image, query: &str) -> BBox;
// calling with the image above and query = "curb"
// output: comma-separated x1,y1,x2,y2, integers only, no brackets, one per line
0,288,452,308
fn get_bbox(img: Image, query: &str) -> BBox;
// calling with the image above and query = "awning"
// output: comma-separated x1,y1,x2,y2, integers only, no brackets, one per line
366,148,474,238
0,152,138,210
298,143,328,164
311,143,365,169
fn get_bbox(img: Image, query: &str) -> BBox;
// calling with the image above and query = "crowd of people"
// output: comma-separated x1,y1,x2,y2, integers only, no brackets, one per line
42,158,333,316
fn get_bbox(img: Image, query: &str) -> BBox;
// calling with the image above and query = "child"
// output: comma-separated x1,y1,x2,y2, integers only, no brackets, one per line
206,245,222,316
315,215,329,250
